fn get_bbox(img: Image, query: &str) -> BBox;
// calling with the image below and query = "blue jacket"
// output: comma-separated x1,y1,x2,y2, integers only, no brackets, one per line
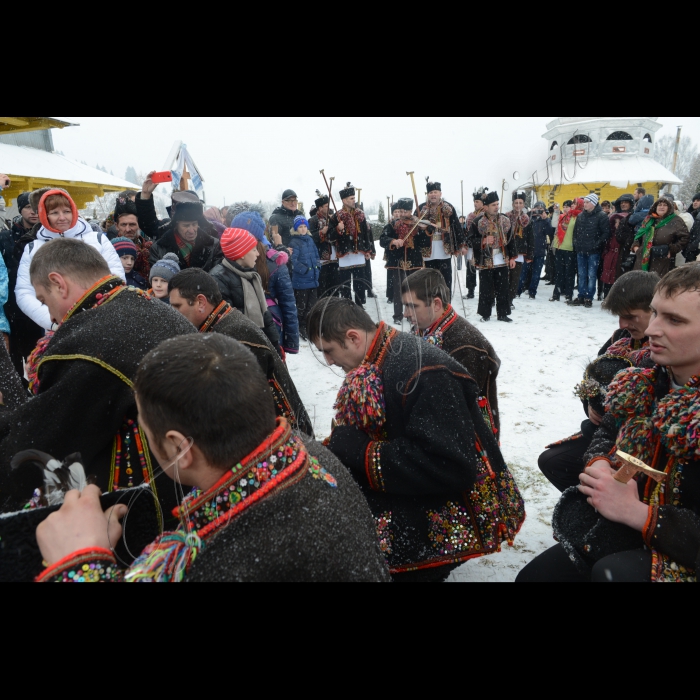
289,233,321,290
266,249,299,354
629,195,654,231
126,269,148,290
0,253,9,334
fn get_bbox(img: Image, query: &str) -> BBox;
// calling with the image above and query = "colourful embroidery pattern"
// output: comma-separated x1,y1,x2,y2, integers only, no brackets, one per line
309,457,338,488
428,502,483,556
651,551,697,583
376,512,394,557
421,305,458,350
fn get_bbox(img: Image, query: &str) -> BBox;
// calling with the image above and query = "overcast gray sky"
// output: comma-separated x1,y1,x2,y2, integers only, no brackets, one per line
53,117,700,213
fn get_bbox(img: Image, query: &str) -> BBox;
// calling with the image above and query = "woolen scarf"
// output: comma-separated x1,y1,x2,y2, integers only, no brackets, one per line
556,199,584,246
635,213,676,271
222,259,267,328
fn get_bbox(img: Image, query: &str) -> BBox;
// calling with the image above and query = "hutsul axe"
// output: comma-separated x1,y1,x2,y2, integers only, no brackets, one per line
614,451,668,485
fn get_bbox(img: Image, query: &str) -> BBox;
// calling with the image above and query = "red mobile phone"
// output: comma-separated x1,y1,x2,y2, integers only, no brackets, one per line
151,171,173,184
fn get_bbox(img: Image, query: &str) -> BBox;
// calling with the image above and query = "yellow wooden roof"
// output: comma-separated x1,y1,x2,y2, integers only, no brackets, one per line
0,116,75,135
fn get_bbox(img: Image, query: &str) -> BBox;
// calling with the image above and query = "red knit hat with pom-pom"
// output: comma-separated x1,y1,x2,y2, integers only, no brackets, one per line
220,228,258,261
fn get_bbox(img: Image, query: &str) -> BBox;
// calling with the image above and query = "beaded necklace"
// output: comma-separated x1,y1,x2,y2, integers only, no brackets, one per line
198,300,234,334
421,305,457,349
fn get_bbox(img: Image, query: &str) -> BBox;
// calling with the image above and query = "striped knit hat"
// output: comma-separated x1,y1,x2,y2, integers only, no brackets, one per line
221,227,258,261
111,236,139,258
584,193,599,207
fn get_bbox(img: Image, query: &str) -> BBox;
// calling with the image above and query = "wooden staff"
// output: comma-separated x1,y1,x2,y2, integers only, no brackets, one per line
407,171,420,214
320,170,338,214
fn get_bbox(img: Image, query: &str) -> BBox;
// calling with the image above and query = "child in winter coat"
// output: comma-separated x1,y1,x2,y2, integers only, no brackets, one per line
149,253,180,303
209,228,281,352
112,237,148,290
289,216,321,341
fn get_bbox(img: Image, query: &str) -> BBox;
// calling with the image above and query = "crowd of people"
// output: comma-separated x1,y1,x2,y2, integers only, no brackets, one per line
0,167,698,583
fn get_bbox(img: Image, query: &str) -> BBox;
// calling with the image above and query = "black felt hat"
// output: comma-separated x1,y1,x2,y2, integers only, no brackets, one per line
315,190,330,209
426,178,442,194
397,198,414,211
484,191,500,206
339,182,356,200
512,190,527,203
474,188,489,203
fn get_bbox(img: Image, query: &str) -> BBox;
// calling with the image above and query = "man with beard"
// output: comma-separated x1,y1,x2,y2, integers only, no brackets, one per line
310,191,339,299
468,191,517,323
415,180,466,293
328,184,374,308
380,198,429,324
505,191,532,307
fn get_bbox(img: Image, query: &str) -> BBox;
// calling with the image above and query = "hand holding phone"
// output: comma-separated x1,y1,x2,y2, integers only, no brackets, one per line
151,171,173,184
0,174,10,190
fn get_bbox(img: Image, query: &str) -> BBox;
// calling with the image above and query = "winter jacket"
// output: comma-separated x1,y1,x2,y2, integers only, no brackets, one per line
379,218,429,270
269,206,304,248
629,195,654,230
149,227,222,273
328,207,375,259
633,214,689,277
551,212,577,252
209,261,281,351
265,249,299,354
573,204,610,255
16,219,125,330
603,212,630,285
289,233,321,290
125,269,148,290
685,217,700,262
309,213,337,264
0,254,9,335
531,216,553,259
0,278,197,514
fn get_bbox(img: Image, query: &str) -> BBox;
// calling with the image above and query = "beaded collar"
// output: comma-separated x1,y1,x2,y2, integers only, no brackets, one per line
199,300,235,334
175,418,337,542
421,305,457,349
63,276,127,323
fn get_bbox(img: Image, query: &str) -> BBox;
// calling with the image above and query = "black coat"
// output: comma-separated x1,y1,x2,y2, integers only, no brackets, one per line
0,280,197,513
135,193,220,244
269,206,304,248
328,208,374,259
209,262,281,350
309,213,336,264
531,216,554,258
414,199,466,256
468,213,517,269
328,326,524,575
149,227,222,272
509,213,534,258
573,205,610,254
379,219,428,270
205,308,313,436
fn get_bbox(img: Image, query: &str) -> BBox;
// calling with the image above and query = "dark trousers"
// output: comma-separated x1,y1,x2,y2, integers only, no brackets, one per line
318,264,339,299
518,256,546,297
426,258,452,293
365,258,375,296
544,248,556,281
466,263,477,294
338,267,367,305
516,544,652,583
294,288,318,335
554,249,577,300
478,267,510,320
387,269,396,302
509,262,523,303
391,268,417,322
538,434,592,493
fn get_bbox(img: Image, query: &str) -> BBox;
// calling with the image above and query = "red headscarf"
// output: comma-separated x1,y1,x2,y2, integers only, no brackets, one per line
38,189,79,234
557,197,584,246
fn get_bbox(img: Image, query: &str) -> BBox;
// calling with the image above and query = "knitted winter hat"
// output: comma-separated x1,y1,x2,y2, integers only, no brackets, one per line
112,237,139,258
150,253,181,283
17,192,31,213
584,193,599,207
38,189,79,233
693,193,700,202
220,228,258,261
293,216,309,231
232,211,268,244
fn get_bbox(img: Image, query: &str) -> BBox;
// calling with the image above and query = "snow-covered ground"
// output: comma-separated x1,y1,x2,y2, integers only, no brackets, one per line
286,257,616,582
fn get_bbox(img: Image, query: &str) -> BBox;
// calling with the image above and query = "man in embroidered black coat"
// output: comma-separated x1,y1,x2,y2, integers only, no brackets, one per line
34,335,390,583
327,184,374,307
308,298,524,582
169,268,313,437
0,240,196,513
309,193,339,299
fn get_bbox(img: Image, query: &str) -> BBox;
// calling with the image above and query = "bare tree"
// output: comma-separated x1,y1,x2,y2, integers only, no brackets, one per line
656,135,698,190
680,155,700,206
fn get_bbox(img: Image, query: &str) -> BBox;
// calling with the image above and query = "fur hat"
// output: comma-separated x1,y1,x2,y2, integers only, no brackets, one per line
172,201,204,224
339,182,356,200
474,188,489,203
391,202,400,213
114,197,139,223
513,190,527,203
150,253,181,283
315,190,330,209
426,178,442,194
111,237,139,259
484,191,500,206
397,198,414,212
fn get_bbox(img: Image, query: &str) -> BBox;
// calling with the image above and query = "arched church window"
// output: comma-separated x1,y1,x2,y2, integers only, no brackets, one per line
643,134,653,143
608,131,633,141
567,135,592,145
550,141,558,150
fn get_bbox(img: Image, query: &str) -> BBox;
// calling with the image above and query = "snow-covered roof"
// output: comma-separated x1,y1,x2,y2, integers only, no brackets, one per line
0,142,136,189
0,116,75,135
532,156,682,189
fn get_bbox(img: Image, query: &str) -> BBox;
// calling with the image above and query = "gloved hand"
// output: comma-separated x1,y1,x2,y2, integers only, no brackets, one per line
328,425,371,474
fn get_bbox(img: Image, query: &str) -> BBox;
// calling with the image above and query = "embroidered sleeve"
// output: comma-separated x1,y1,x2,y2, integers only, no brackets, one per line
364,441,387,492
36,548,122,583
643,506,700,570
